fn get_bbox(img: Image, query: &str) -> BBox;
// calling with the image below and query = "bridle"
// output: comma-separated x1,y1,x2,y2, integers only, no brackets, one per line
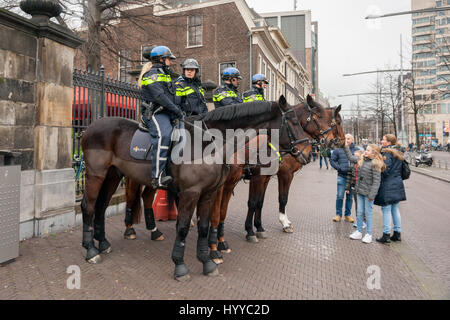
300,102,343,147
278,104,311,165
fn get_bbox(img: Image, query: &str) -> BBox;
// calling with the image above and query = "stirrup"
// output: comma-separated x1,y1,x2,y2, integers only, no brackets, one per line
152,176,173,189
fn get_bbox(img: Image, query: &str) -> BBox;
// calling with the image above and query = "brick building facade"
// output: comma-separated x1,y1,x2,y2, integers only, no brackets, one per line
75,0,311,105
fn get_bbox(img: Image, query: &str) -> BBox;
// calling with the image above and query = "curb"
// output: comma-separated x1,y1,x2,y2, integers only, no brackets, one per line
410,166,450,184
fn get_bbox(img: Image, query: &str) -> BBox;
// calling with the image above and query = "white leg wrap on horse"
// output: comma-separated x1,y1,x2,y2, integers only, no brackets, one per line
151,227,157,232
279,213,291,228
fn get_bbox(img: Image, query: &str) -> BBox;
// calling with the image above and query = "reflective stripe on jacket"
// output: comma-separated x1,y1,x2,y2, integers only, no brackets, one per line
213,83,242,108
175,76,207,115
243,86,265,103
140,64,181,119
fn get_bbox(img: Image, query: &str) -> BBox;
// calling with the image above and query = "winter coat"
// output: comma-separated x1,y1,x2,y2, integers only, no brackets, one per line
141,63,182,120
343,146,382,200
319,145,330,158
213,83,242,108
330,143,358,178
374,146,407,206
174,75,207,116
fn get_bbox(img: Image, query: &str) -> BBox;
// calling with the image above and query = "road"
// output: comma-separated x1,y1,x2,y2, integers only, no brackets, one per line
0,163,448,299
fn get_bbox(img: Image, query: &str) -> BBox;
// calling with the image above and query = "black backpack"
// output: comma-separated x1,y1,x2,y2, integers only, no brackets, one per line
401,159,411,180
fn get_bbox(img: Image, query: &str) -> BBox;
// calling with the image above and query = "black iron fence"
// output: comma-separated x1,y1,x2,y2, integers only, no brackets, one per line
72,66,142,199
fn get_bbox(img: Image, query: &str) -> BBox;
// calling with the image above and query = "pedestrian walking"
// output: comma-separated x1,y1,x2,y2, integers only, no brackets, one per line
375,134,406,244
330,134,357,222
344,143,385,243
319,144,330,169
312,144,318,162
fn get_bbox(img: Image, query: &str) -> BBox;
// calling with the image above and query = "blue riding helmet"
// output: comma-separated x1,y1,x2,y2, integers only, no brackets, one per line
150,46,176,62
252,73,269,84
222,67,242,80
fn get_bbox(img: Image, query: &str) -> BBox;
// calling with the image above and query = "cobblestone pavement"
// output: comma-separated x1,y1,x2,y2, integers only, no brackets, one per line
0,165,445,300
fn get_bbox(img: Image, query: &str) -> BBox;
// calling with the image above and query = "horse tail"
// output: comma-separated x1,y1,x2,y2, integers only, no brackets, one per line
125,177,143,224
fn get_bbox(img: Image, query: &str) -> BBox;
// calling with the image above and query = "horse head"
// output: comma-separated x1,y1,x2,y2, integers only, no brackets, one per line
277,95,312,165
295,94,344,149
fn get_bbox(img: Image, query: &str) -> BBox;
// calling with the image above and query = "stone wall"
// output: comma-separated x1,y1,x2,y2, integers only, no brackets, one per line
0,8,83,239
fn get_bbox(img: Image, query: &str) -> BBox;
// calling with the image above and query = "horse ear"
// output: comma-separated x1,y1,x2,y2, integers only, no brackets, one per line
279,95,287,107
335,104,342,114
307,94,314,107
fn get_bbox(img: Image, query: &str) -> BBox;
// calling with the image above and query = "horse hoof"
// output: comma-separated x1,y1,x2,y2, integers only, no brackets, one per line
218,241,231,253
100,246,112,254
283,226,294,233
174,264,189,279
151,229,164,241
87,254,102,264
256,231,268,239
212,258,224,265
124,228,136,240
246,235,259,243
175,274,191,282
99,240,112,254
210,249,223,260
206,268,220,277
203,261,218,276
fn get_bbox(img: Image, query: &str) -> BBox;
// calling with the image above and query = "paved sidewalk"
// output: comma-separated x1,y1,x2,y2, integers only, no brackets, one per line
0,165,443,300
410,166,450,183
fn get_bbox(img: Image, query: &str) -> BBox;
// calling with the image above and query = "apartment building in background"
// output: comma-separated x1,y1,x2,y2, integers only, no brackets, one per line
410,0,450,144
75,0,312,107
260,11,320,98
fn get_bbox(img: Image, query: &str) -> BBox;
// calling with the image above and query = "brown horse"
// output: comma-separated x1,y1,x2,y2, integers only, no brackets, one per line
80,97,308,280
208,96,345,263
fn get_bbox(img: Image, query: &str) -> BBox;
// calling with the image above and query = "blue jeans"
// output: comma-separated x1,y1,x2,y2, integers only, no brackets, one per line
382,202,402,234
320,156,329,168
356,194,374,234
336,175,353,216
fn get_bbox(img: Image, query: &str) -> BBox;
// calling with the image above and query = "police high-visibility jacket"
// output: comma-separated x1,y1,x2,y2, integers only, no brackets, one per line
243,85,265,103
141,63,182,119
175,76,207,115
213,83,242,108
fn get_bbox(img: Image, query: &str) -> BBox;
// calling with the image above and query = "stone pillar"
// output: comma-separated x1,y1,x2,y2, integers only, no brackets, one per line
0,1,83,238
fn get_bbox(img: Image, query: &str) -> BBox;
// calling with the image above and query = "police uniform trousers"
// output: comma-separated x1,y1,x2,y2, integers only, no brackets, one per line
145,111,173,179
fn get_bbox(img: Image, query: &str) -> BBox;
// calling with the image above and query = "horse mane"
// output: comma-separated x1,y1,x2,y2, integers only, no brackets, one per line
192,101,273,122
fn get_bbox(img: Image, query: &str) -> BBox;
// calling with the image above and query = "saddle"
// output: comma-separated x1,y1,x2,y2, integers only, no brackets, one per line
129,121,185,161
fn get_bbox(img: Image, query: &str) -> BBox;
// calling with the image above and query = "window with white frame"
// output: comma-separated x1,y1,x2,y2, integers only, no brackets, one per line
187,15,203,47
119,49,132,83
267,67,272,100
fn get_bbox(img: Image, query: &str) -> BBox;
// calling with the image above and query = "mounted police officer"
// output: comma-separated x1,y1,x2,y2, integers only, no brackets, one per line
243,74,268,103
141,45,183,189
175,58,208,116
213,67,243,108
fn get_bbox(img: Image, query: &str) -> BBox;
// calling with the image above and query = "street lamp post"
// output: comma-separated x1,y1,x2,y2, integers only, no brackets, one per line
365,6,450,19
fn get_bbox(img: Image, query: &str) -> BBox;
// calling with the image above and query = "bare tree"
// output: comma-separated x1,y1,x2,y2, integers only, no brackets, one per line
402,70,435,146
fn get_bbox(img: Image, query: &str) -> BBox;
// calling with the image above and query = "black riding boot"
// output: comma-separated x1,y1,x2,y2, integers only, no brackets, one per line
390,231,401,242
152,176,172,189
376,233,391,244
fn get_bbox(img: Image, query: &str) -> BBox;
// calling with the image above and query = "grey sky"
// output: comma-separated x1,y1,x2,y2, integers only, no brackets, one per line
245,0,412,117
